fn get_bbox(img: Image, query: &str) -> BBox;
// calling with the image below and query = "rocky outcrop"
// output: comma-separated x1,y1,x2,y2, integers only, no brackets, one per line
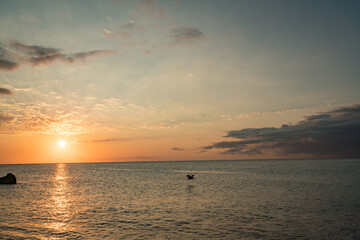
0,173,17,184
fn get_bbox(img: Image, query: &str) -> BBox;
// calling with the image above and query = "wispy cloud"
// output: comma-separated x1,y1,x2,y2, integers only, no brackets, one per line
169,26,205,45
0,95,150,135
0,45,19,71
103,28,116,39
12,88,32,92
0,40,117,71
0,100,89,135
172,147,186,151
204,104,360,158
80,138,131,143
0,113,15,122
103,20,147,45
123,20,147,32
0,59,19,71
0,113,16,134
141,26,205,54
0,87,14,96
96,155,162,162
103,28,131,40
221,108,302,121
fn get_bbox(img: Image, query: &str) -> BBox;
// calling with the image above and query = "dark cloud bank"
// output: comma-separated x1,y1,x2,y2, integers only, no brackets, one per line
0,40,116,71
204,104,360,158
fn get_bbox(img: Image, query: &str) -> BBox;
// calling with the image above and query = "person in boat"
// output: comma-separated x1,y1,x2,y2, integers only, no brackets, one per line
0,173,16,184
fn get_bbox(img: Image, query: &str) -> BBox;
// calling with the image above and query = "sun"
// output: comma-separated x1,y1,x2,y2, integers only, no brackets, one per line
58,140,67,148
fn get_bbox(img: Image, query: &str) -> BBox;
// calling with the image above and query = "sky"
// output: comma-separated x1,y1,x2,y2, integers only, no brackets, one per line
1,0,360,164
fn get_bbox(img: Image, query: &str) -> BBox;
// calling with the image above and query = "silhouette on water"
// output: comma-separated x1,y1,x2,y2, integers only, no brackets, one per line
0,173,16,184
187,174,195,179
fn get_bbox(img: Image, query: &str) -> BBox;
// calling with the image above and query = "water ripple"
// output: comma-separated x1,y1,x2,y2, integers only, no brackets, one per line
0,160,360,239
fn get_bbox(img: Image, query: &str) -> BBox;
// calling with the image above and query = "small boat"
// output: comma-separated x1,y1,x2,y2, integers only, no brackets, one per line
187,174,195,179
0,173,16,184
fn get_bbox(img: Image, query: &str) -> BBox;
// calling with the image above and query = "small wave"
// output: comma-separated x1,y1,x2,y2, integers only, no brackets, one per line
172,170,238,174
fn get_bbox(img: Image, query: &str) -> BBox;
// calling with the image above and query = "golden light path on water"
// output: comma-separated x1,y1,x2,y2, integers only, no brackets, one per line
46,163,72,235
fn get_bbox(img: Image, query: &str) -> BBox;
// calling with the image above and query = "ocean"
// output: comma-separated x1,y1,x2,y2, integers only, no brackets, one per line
0,159,359,239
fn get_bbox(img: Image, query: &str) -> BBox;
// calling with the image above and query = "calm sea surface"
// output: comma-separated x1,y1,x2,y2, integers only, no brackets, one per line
0,159,360,239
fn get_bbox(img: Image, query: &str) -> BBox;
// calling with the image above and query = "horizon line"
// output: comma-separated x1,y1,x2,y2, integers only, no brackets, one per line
1,157,359,165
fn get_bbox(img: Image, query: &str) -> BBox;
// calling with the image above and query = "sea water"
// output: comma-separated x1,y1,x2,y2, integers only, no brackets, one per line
0,159,359,239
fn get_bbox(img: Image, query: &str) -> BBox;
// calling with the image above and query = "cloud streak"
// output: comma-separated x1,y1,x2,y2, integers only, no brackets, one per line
103,28,131,40
204,104,360,158
141,26,205,54
172,147,186,151
169,26,205,45
80,138,131,143
0,40,116,71
0,45,19,71
0,113,15,122
0,88,14,95
96,155,162,162
123,21,146,32
0,101,89,135
0,58,19,71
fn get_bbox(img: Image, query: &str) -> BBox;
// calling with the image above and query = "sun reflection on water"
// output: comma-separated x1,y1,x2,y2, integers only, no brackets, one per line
46,163,72,234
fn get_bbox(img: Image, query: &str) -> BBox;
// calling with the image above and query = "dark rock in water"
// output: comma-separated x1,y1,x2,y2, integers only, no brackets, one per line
0,173,17,184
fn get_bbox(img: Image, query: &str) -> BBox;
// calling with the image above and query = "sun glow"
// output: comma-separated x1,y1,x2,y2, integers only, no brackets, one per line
58,140,67,148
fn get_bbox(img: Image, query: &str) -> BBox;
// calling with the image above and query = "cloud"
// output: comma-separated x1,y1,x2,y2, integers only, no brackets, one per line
123,21,146,32
141,26,205,54
80,138,131,143
0,45,19,71
10,41,61,58
102,22,203,55
172,147,186,151
0,58,19,71
103,28,115,39
0,93,136,135
103,21,146,43
169,26,205,45
63,50,117,62
12,88,32,92
0,113,15,123
0,113,16,134
0,113,16,133
0,88,14,95
0,100,89,135
204,104,360,158
96,155,162,162
0,40,117,71
103,28,131,40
